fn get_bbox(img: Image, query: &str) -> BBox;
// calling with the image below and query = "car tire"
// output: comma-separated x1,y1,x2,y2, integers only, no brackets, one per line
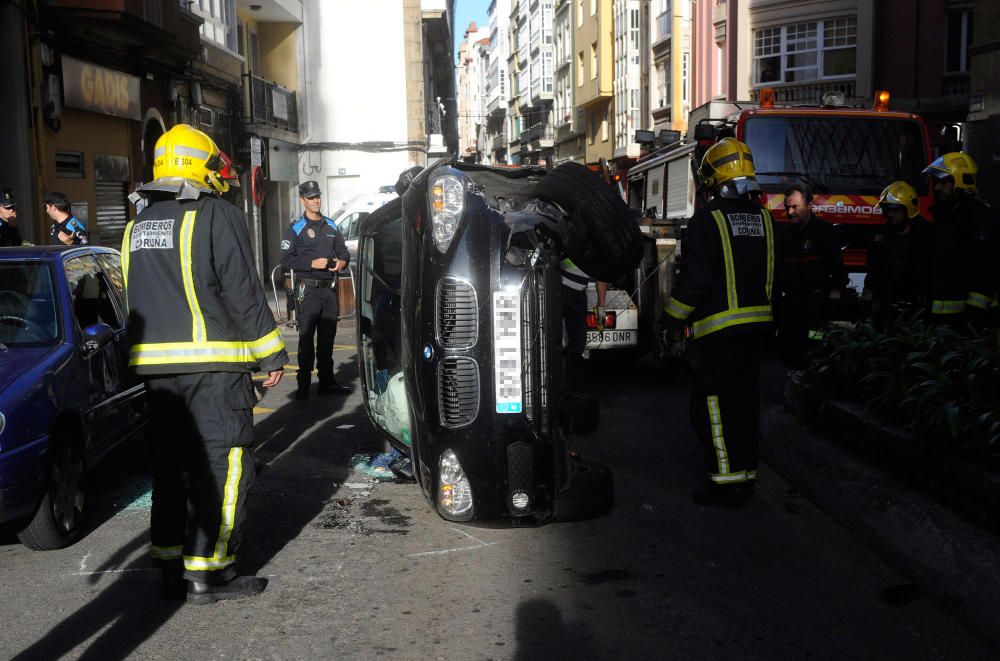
17,436,86,550
534,162,644,282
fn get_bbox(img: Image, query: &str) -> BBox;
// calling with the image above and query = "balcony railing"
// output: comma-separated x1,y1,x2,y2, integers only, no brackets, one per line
713,0,727,24
248,74,298,132
750,79,856,105
493,132,508,151
426,101,443,135
943,74,970,97
521,123,554,143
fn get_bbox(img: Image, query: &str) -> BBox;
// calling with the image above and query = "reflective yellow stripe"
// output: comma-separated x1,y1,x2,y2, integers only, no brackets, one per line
183,447,243,573
151,545,183,560
665,296,694,320
931,299,965,314
762,209,774,303
120,220,133,292
691,305,772,339
707,396,729,475
807,329,825,340
711,210,737,309
247,328,286,361
966,291,992,310
710,470,758,484
179,210,207,342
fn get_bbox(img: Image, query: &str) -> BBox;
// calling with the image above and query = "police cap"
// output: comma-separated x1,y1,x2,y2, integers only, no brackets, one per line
298,181,322,199
0,189,15,209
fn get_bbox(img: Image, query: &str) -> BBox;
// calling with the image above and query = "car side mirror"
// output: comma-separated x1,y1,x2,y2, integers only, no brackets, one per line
82,322,115,354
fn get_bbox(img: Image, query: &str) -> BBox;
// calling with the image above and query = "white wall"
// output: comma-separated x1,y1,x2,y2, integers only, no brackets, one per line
298,0,413,209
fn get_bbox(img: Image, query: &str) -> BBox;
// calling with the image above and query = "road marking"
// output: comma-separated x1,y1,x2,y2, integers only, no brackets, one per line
69,568,157,576
405,527,500,557
253,406,274,414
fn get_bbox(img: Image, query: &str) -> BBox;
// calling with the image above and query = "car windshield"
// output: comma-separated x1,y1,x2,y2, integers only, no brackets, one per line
0,262,60,346
744,116,928,195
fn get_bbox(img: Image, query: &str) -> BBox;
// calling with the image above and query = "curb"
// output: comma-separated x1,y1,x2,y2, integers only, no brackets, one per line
761,405,1000,650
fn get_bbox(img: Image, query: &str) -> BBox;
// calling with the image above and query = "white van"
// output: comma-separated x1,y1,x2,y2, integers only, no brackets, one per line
330,191,397,262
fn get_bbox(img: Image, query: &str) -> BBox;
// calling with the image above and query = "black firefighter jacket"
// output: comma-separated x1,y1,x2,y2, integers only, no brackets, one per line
927,194,999,321
121,195,288,376
665,198,777,340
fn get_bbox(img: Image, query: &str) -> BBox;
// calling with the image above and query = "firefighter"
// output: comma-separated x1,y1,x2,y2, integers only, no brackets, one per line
280,181,351,400
862,181,930,329
922,152,999,329
776,183,848,368
121,124,288,603
664,138,776,507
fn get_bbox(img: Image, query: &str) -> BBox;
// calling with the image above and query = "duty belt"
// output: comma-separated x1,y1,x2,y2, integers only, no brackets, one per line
298,278,336,288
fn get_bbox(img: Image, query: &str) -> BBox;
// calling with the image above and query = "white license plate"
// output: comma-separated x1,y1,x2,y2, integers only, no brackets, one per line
586,329,637,348
493,290,522,414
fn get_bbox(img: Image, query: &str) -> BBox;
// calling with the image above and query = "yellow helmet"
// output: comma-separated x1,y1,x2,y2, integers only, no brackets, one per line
152,124,239,194
921,152,977,193
699,138,760,198
878,181,920,219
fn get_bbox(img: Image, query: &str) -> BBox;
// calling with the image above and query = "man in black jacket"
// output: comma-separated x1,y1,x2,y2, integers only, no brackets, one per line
665,138,776,507
123,124,287,604
280,181,351,400
776,183,848,368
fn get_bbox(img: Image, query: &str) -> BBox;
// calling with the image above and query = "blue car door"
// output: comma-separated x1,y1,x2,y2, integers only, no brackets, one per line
63,254,129,456
95,251,144,432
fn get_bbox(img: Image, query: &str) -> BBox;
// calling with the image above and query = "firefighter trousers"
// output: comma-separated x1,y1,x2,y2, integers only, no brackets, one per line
146,371,257,583
296,284,340,388
688,333,766,487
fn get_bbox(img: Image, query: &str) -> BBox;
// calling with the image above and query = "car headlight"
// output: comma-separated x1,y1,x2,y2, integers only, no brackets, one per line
429,175,465,253
438,449,473,517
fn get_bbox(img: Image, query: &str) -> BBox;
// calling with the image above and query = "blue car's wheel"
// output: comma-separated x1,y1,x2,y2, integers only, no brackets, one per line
18,438,86,550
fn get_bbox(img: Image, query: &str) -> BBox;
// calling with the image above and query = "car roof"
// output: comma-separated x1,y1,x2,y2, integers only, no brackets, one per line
0,245,118,261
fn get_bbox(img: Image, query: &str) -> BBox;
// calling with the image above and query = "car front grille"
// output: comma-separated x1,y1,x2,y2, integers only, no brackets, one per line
437,277,478,349
438,356,479,428
521,270,549,434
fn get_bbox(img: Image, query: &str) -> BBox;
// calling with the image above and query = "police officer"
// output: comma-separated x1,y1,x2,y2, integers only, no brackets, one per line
922,152,999,329
0,190,21,246
664,138,776,507
122,124,288,603
776,183,848,368
863,181,930,329
44,191,89,245
280,180,351,400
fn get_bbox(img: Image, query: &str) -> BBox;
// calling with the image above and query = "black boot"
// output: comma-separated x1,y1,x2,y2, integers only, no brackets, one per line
318,380,350,395
295,381,310,400
187,575,268,605
159,560,187,600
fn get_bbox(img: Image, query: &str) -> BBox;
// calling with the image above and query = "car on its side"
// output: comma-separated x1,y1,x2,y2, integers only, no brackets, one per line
0,245,146,549
355,160,643,524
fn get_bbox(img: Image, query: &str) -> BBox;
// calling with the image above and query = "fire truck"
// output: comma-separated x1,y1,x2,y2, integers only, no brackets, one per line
590,89,934,361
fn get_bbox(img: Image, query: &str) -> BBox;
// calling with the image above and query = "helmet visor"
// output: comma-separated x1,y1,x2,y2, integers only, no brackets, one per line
718,176,761,199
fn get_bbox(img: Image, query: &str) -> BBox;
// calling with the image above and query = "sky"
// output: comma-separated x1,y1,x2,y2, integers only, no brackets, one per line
453,0,490,63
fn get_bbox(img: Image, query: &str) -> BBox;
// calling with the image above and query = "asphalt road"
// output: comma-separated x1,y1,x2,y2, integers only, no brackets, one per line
0,321,994,660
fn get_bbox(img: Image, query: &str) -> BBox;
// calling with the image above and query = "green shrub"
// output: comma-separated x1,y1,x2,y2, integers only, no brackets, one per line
803,315,1000,466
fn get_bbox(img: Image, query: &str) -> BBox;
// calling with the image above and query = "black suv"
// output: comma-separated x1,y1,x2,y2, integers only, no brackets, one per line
355,160,642,524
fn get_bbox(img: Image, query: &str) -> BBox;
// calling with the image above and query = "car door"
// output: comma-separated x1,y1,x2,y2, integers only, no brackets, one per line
96,251,145,433
63,253,129,455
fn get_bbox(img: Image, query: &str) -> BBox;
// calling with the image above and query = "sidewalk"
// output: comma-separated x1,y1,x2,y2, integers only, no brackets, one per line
762,405,1000,649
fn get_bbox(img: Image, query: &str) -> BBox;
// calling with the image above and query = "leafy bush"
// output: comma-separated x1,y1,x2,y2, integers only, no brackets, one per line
803,313,1000,466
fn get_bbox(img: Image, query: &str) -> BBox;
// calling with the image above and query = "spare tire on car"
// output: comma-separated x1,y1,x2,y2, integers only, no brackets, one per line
534,162,644,282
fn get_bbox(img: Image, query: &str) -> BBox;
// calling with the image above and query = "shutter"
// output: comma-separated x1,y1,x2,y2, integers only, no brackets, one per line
95,181,129,249
666,156,690,220
645,166,663,217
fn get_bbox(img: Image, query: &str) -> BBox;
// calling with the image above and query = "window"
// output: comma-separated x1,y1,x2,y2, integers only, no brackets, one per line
591,42,597,79
64,255,123,330
682,51,689,103
945,8,973,73
590,0,596,16
55,151,85,179
192,0,238,52
578,51,584,85
752,16,857,85
578,0,583,27
602,105,609,142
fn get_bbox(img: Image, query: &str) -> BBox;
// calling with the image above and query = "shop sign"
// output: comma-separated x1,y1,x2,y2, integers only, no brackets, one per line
62,56,141,121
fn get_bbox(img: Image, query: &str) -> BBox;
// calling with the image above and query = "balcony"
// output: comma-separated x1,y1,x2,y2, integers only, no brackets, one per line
943,73,970,98
655,12,671,42
247,74,298,133
493,131,508,151
42,0,202,62
520,123,554,147
750,79,856,105
713,0,727,24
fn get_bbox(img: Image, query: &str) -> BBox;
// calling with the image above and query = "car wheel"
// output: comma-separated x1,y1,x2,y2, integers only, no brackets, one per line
17,438,86,550
534,162,644,282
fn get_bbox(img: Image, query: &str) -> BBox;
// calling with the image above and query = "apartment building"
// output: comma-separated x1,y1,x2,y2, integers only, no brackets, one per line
554,0,586,163
613,0,643,165
504,0,555,165
648,0,692,135
458,23,490,162
486,0,512,164
577,0,616,164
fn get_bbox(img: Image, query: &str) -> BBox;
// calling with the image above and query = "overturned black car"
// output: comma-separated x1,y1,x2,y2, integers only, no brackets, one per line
354,160,643,524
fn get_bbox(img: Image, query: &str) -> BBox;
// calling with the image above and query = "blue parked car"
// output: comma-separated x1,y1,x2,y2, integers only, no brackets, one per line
0,245,146,549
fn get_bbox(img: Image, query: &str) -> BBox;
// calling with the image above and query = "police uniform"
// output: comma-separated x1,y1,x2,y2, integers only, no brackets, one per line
45,191,89,245
776,213,847,367
666,196,776,500
0,190,21,247
123,192,287,587
281,180,351,397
